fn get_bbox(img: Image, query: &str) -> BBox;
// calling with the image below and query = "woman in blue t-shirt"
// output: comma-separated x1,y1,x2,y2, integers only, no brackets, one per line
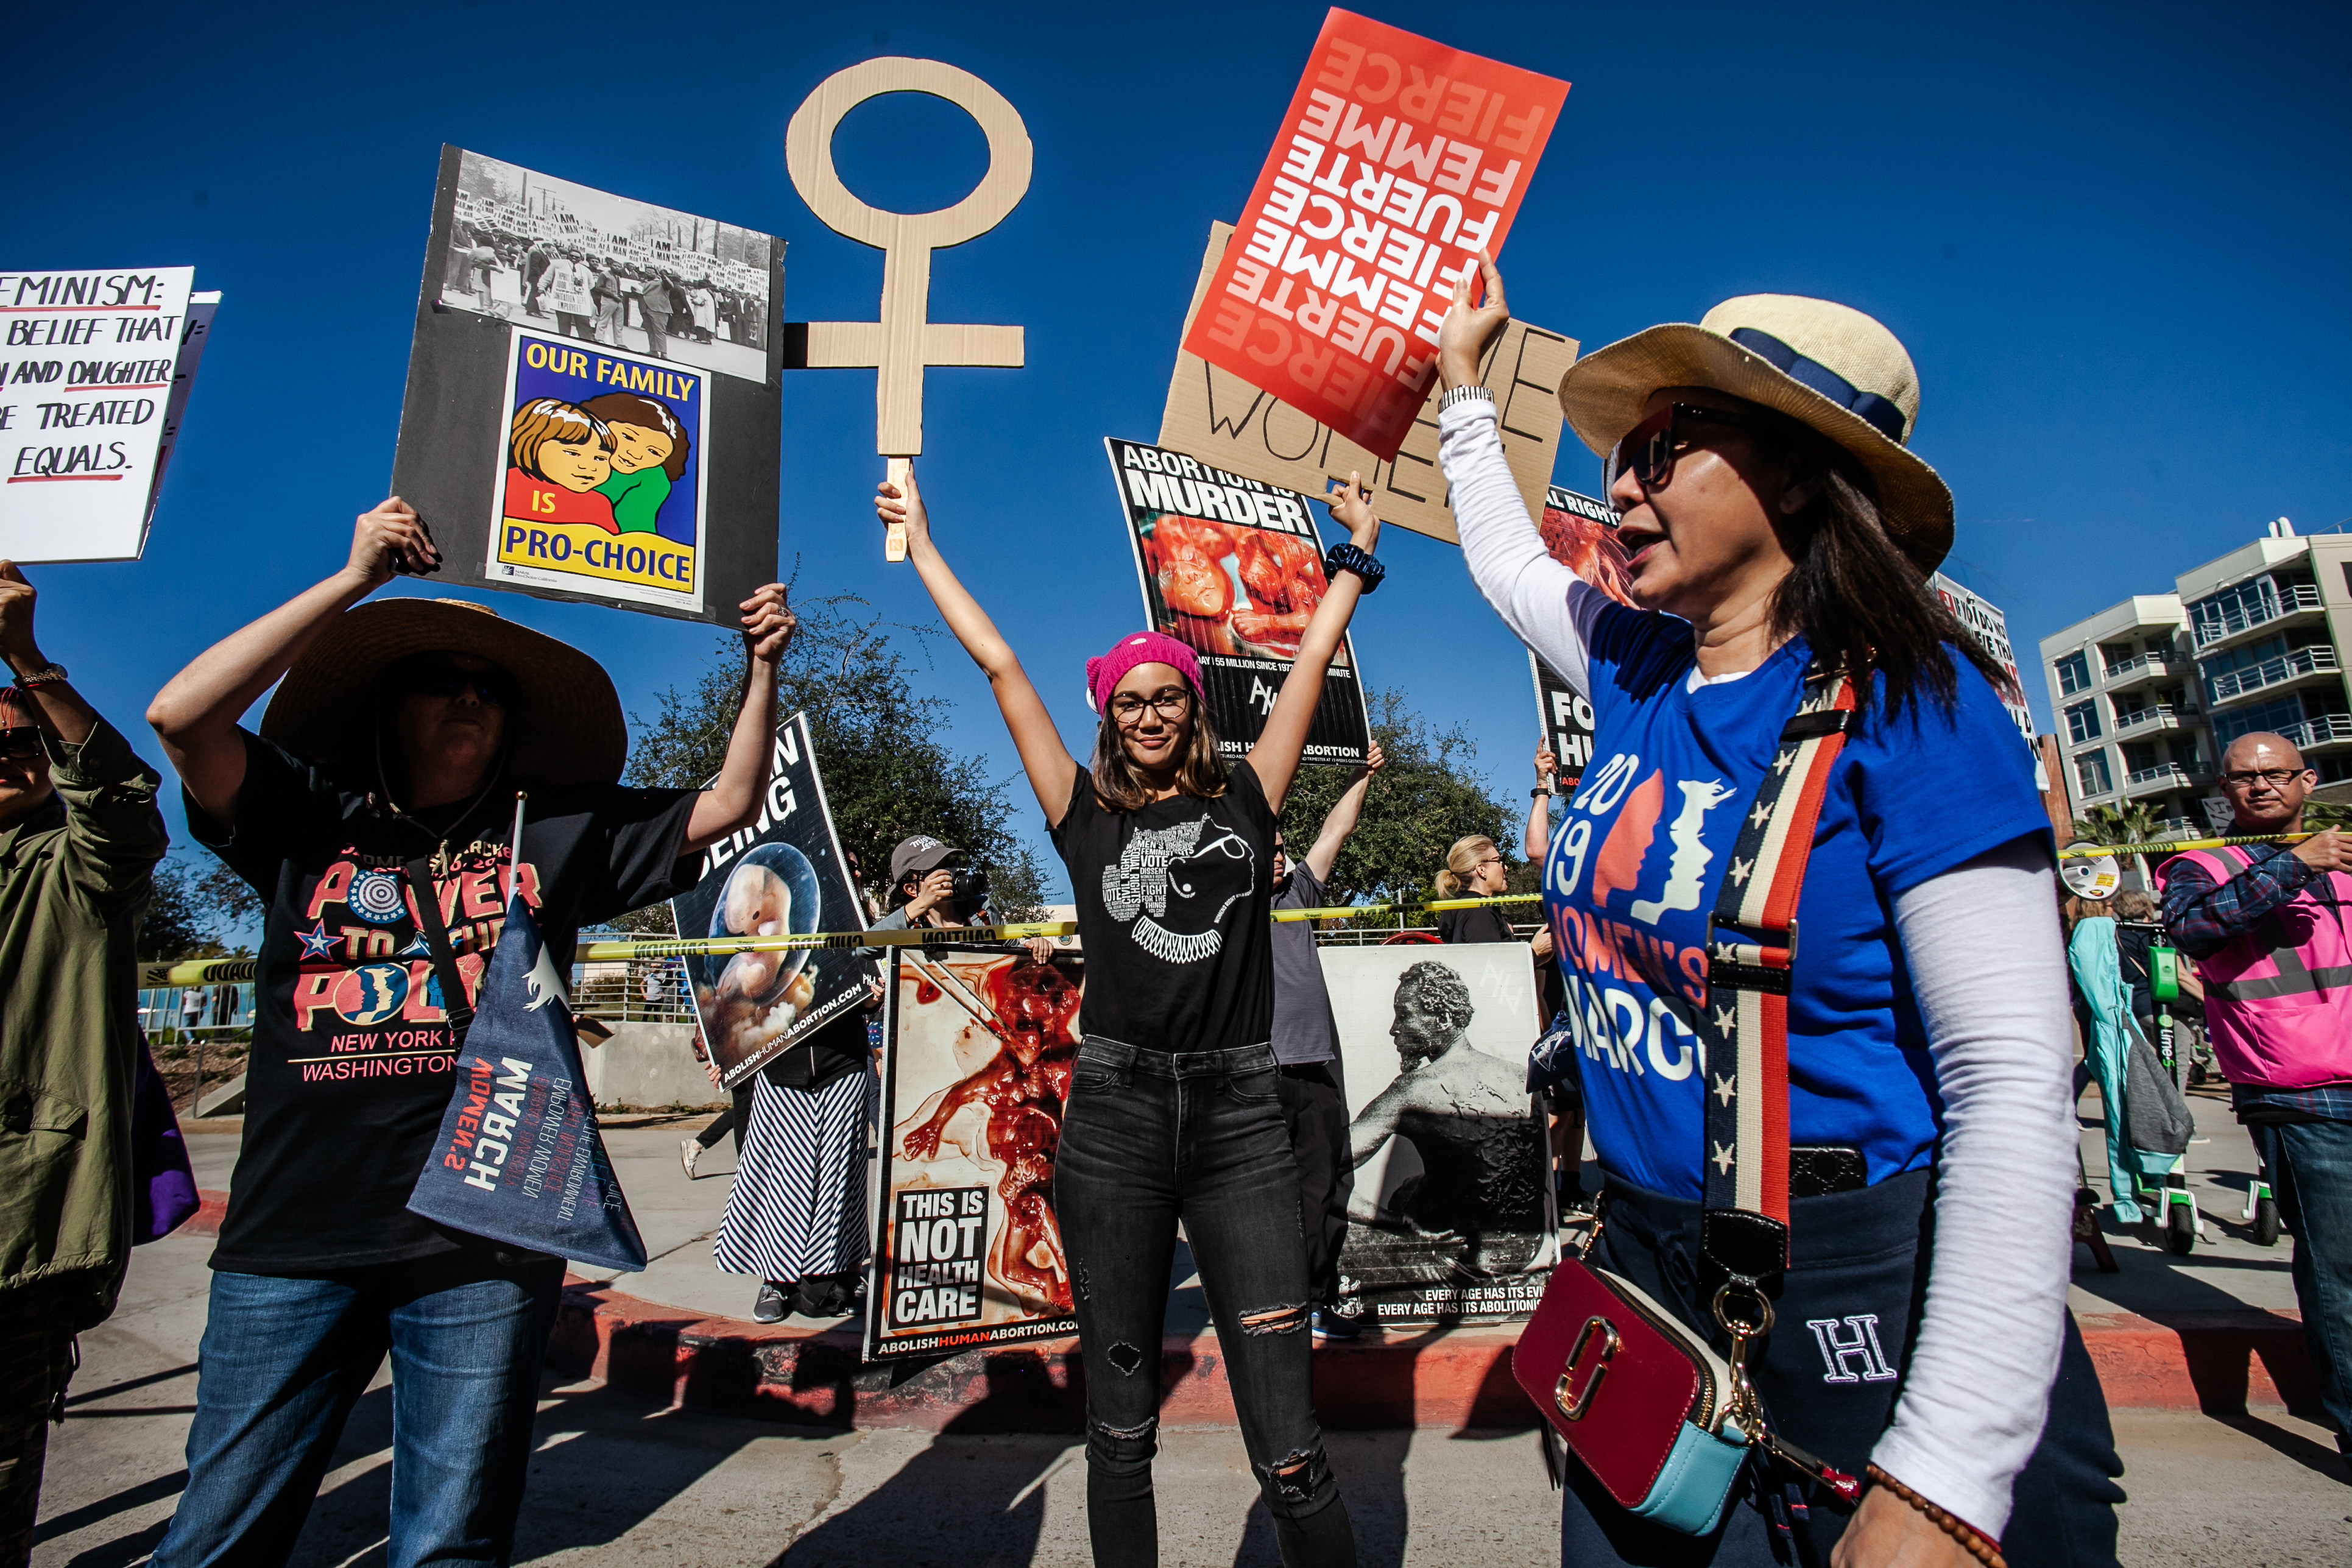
1434,260,2121,1567
873,464,1382,1568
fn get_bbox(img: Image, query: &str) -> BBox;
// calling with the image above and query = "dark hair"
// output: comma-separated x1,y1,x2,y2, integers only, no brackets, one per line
1742,407,2015,718
1089,691,1229,813
1396,961,1475,1037
577,392,691,481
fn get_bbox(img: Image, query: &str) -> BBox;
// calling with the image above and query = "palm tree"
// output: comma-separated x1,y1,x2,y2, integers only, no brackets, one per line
2072,800,2166,889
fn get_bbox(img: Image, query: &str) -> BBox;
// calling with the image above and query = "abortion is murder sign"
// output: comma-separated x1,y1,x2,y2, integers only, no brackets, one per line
1105,437,1371,768
1179,10,1568,462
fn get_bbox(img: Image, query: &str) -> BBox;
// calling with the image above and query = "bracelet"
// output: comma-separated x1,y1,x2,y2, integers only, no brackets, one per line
1438,384,1494,412
1324,542,1384,594
12,663,67,688
1863,1466,2004,1567
1531,787,1553,799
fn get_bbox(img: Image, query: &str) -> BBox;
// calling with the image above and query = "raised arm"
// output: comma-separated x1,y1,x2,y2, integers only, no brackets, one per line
682,584,792,852
1302,741,1383,882
877,466,1079,825
147,500,438,823
1248,476,1379,814
1525,742,1558,863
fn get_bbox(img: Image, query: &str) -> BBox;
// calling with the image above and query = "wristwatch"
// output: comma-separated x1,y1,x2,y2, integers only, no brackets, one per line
12,663,67,688
1438,384,1495,412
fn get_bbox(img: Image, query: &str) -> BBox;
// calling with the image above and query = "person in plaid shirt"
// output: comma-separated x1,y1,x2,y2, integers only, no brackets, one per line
2158,732,2352,1478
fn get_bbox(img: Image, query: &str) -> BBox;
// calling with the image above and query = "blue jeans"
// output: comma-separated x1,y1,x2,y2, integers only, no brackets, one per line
1054,1036,1355,1568
152,1254,562,1568
2248,1117,2352,1443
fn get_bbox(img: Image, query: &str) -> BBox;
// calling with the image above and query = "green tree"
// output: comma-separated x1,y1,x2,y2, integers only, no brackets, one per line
625,598,1048,925
140,858,231,962
1276,688,1516,914
2072,800,2166,888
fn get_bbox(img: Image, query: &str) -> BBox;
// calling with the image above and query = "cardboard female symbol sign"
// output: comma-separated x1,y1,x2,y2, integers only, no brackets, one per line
785,58,1032,461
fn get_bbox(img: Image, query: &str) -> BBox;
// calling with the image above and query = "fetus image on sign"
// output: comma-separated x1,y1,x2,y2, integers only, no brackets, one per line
693,842,822,1072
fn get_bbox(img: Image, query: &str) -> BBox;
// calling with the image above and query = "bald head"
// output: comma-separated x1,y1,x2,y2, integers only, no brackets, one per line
2218,731,2315,833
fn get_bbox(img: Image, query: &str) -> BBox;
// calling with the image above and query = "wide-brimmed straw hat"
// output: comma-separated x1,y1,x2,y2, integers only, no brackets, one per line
261,598,626,789
1556,295,1954,572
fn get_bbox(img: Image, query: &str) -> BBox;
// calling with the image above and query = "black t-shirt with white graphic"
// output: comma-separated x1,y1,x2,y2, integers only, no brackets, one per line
189,730,697,1274
1050,761,1276,1053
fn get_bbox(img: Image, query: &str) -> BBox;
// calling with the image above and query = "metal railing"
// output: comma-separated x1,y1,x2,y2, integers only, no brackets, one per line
2102,652,2174,683
570,958,697,1023
2275,712,2352,752
2192,582,2323,649
2112,703,2178,733
2125,763,2198,789
2207,644,2340,703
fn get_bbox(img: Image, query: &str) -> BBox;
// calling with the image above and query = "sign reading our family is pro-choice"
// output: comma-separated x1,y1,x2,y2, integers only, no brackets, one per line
1104,437,1371,768
1178,10,1568,463
0,267,221,563
389,146,785,624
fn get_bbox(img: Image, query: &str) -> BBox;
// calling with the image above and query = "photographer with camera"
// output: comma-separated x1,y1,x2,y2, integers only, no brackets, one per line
879,834,1057,963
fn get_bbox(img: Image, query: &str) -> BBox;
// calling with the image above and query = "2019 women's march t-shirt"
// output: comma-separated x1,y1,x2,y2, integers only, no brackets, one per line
1050,762,1276,1053
190,730,697,1273
1544,607,2050,1198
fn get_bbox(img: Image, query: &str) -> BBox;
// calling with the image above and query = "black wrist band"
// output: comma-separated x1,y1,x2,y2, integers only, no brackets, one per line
1531,787,1553,799
1324,542,1384,593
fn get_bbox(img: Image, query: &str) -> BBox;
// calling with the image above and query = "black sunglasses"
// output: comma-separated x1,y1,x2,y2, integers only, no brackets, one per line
1603,402,1770,498
0,727,43,761
387,657,518,708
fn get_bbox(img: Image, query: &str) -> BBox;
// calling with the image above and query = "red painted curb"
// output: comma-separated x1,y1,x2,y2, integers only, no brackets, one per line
178,1194,2320,1429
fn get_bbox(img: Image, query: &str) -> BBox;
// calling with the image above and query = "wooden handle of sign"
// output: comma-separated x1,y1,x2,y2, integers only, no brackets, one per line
885,457,912,562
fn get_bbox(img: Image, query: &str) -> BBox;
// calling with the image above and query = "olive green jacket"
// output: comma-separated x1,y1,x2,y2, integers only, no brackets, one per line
0,716,167,1329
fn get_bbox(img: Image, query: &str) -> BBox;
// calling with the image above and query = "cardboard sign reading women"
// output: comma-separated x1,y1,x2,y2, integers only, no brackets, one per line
784,58,1031,559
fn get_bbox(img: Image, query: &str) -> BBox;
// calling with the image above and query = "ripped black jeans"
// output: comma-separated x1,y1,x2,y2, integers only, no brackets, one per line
1055,1036,1356,1567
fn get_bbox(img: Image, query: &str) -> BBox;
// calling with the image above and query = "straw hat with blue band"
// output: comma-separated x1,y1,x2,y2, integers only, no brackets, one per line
1556,295,1955,573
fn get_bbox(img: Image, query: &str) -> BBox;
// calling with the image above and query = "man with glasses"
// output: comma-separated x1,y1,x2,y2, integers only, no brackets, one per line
0,562,169,1565
2157,730,2352,1480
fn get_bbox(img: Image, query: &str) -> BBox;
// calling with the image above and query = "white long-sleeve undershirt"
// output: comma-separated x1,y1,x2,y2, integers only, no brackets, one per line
1439,399,2077,1536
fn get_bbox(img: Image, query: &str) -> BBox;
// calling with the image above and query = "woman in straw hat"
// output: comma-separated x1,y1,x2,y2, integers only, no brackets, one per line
1435,259,2121,1566
144,498,794,1568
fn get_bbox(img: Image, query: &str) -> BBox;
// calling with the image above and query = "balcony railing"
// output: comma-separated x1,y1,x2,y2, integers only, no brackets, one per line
2275,713,2352,752
2207,644,2340,704
2102,652,2175,683
2112,703,2179,733
2192,582,2323,649
2124,763,2197,791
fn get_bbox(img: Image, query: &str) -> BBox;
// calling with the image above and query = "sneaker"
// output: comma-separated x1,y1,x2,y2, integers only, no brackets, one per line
752,1281,792,1324
1311,1308,1361,1342
680,1138,703,1180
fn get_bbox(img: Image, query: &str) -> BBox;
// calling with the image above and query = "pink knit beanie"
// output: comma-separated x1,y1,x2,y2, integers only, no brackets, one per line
1085,631,1202,715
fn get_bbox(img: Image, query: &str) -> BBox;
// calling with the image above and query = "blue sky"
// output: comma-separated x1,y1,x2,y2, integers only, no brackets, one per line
10,1,2350,901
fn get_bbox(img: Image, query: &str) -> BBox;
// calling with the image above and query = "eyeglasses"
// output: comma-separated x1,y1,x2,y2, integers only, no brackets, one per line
0,727,43,761
2221,768,2304,788
1604,402,1767,498
1109,687,1193,725
389,657,517,708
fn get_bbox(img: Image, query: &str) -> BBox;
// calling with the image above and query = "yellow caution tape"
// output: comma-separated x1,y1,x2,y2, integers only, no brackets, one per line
2057,832,2309,860
141,897,1549,980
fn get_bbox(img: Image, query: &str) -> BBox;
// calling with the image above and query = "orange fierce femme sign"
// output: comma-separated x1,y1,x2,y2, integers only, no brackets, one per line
1179,11,1569,461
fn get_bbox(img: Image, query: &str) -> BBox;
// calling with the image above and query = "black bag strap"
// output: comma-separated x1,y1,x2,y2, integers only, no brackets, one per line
406,856,476,1044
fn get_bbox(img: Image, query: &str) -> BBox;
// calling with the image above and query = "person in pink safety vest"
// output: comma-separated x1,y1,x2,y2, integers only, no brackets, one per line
2156,730,2352,1479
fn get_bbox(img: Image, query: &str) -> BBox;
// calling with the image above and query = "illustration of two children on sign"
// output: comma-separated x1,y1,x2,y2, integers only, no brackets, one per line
503,389,690,537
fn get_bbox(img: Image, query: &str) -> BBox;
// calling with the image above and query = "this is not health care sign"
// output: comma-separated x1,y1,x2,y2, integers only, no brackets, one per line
0,267,203,562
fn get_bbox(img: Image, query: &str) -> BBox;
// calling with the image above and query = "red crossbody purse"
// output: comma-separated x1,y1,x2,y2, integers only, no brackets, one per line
1513,667,1864,1535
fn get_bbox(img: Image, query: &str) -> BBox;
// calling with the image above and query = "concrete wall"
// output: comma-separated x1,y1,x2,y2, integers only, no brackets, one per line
582,1021,725,1111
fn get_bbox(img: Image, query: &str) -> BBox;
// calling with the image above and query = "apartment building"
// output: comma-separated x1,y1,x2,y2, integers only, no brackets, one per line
2039,518,2352,832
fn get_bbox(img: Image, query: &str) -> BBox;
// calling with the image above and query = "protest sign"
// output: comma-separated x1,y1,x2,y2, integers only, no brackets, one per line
391,146,783,624
1177,11,1569,464
1321,943,1550,1324
1105,437,1371,767
866,946,1081,1360
1528,485,1634,784
0,267,208,562
1161,222,1575,545
1929,571,2038,753
406,892,647,1273
672,712,871,1088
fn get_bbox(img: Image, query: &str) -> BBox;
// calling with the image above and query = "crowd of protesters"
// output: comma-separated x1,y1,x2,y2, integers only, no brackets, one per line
445,218,766,359
7,253,2351,1568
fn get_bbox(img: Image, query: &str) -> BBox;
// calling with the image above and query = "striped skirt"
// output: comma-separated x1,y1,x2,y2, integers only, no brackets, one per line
712,1065,875,1282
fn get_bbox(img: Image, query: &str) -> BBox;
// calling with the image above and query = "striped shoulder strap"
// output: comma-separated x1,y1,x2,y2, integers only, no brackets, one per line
1697,665,1858,1287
